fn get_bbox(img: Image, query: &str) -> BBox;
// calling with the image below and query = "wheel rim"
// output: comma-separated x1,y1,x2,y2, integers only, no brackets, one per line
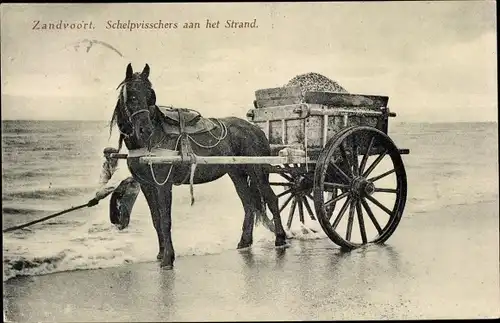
313,126,407,249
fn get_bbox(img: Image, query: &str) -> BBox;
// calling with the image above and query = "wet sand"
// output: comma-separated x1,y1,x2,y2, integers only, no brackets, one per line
4,201,499,321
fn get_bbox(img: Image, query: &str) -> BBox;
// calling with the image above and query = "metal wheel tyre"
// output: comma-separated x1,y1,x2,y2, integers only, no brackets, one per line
313,126,407,249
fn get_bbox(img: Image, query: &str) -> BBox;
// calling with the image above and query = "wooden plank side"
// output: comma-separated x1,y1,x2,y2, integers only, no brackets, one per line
326,115,346,143
255,97,303,108
255,86,302,100
247,104,309,122
305,116,322,149
269,120,284,145
252,121,269,139
304,92,389,109
308,106,384,117
286,119,305,147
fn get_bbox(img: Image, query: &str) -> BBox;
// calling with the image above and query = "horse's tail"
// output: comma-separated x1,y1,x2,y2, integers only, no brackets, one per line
248,174,275,233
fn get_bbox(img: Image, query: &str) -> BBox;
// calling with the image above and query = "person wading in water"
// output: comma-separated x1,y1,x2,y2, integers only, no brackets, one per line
87,147,140,229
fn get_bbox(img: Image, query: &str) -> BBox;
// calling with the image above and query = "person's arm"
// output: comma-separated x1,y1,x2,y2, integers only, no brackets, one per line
95,175,123,199
88,159,120,206
99,162,112,186
88,174,124,207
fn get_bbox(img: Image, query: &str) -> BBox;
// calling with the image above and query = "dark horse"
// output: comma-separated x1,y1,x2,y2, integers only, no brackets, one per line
110,63,288,269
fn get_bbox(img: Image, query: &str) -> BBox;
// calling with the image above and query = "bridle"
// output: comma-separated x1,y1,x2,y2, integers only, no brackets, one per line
117,81,154,139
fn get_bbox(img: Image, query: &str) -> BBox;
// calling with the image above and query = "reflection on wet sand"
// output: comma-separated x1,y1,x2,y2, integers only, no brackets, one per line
0,241,418,322
236,241,410,320
4,198,499,322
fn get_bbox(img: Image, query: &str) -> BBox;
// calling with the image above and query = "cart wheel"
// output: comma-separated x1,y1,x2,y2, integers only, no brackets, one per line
269,164,339,233
313,126,407,250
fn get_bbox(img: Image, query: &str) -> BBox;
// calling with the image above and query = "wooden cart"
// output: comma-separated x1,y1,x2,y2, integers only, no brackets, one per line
137,86,409,250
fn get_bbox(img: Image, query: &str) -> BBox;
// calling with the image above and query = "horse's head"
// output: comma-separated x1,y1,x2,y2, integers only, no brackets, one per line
113,63,159,148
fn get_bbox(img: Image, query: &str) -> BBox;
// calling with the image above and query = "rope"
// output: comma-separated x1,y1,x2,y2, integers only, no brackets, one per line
187,119,228,149
189,162,197,205
148,135,182,186
146,117,228,205
184,119,227,205
3,203,89,233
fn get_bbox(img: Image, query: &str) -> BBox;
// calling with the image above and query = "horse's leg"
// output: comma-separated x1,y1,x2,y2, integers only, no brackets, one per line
249,166,287,247
228,171,256,249
140,184,164,260
157,185,175,269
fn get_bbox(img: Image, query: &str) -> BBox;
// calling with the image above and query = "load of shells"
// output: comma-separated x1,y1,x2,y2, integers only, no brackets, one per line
284,72,349,98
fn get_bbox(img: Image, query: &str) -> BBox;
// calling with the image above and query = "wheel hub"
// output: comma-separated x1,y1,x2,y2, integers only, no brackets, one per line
351,177,375,197
292,175,312,196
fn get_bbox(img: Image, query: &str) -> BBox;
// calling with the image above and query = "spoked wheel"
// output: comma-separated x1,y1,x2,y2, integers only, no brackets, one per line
269,164,317,232
313,126,407,250
268,164,341,234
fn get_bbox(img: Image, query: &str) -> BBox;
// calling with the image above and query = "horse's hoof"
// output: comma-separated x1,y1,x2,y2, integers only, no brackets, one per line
301,227,310,235
275,238,289,248
156,252,164,260
275,242,291,249
237,241,253,249
160,264,174,270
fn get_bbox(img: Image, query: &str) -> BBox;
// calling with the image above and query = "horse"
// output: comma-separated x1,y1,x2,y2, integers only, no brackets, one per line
109,63,288,269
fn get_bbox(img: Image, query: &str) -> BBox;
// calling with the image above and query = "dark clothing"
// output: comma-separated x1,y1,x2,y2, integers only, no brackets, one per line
109,177,141,230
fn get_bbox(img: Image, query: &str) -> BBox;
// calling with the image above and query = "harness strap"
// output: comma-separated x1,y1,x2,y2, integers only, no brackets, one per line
177,109,197,205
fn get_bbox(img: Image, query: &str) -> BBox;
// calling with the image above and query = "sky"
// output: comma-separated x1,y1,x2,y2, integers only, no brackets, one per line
0,2,497,122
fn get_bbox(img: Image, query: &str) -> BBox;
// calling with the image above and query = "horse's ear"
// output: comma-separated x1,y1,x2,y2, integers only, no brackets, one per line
126,63,133,80
141,64,150,79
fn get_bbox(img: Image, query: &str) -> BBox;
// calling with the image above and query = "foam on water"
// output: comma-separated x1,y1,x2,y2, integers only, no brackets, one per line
2,174,333,281
2,121,498,281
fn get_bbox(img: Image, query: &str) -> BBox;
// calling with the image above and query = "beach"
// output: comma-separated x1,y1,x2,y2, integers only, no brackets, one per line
4,200,499,321
2,121,499,321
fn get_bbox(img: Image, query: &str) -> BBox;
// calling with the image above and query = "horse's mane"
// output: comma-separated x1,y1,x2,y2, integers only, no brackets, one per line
108,90,122,139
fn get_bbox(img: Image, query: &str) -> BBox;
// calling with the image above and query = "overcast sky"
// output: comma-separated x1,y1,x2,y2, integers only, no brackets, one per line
1,2,497,122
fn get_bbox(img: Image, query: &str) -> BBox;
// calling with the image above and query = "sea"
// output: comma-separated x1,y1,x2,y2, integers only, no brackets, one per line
2,120,498,281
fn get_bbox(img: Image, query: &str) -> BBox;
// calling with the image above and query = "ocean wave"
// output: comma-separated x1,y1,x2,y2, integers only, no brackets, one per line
1,217,332,283
32,144,76,152
3,252,68,281
1,207,42,215
1,120,107,135
3,195,496,282
2,170,45,180
3,186,95,201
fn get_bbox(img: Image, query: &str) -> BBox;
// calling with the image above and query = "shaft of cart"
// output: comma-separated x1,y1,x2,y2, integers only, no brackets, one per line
110,148,409,165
